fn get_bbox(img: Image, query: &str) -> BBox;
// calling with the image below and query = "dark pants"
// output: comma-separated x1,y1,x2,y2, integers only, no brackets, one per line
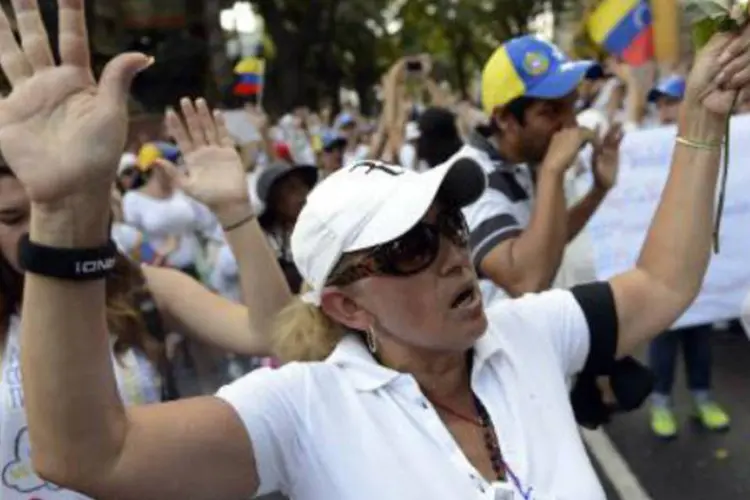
648,324,712,396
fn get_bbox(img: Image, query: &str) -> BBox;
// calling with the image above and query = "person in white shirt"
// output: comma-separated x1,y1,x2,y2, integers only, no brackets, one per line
123,141,219,279
643,73,730,438
8,3,750,498
0,97,293,499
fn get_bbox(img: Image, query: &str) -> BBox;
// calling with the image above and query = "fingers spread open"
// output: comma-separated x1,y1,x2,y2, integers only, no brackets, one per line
180,97,208,147
11,0,54,70
165,107,194,155
0,4,31,84
195,98,219,145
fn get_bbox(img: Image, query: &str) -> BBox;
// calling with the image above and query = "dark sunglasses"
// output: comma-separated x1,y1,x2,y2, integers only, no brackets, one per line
326,209,469,287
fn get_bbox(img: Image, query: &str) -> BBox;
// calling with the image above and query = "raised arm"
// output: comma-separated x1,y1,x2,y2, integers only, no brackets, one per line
151,98,293,355
478,127,595,296
611,29,750,357
3,1,260,497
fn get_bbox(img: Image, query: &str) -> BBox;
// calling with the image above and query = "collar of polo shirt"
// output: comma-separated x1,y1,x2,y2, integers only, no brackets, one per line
327,330,506,392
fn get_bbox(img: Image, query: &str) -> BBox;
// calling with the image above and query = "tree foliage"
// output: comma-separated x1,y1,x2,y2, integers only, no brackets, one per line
247,0,575,115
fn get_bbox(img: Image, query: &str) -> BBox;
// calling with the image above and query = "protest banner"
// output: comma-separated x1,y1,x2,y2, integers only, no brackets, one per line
586,114,750,328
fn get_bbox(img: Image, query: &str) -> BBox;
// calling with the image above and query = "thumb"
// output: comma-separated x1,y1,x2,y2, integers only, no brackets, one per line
98,52,154,107
153,159,186,187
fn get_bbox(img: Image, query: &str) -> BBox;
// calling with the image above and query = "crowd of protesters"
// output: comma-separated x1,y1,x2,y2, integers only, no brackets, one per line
1,1,750,499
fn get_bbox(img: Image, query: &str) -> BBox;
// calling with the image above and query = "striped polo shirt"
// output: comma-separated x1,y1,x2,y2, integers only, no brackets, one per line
455,132,536,305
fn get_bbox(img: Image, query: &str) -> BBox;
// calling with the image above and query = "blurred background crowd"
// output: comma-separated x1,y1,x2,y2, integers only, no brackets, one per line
6,1,750,499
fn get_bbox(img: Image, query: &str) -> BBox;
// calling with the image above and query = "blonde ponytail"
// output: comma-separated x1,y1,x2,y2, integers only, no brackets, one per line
272,296,345,363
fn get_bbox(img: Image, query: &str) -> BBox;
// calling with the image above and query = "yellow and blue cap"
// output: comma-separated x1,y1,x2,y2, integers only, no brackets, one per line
481,35,597,115
136,141,181,172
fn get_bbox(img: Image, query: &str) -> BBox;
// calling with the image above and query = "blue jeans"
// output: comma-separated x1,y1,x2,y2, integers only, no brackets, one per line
648,324,712,396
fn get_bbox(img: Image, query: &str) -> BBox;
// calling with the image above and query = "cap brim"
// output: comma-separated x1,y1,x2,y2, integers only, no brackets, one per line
525,61,595,100
346,157,486,252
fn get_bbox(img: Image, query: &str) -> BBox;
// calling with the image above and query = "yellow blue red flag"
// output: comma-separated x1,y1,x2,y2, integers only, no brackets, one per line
234,56,265,96
588,0,654,65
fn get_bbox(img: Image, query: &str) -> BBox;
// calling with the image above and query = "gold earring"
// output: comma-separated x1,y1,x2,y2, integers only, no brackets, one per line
366,325,377,354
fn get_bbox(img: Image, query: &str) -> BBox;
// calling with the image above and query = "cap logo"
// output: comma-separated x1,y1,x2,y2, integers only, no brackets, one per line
523,52,549,77
349,160,404,176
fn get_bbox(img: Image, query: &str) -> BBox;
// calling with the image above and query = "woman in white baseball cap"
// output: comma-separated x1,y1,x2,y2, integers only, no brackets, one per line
12,2,750,497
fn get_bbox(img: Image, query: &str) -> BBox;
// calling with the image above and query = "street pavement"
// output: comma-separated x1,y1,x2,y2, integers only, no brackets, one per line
602,326,750,500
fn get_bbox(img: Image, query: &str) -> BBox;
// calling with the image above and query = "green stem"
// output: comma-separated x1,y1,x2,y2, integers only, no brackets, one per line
712,91,740,254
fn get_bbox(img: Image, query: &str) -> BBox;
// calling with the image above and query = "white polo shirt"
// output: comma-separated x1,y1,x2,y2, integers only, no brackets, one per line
217,283,617,500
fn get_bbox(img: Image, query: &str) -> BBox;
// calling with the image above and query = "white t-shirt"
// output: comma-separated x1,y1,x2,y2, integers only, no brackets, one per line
210,244,240,303
0,316,161,499
111,222,143,255
122,190,218,269
218,283,617,500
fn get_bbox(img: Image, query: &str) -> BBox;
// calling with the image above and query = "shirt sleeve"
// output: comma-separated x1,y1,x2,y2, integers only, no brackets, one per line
498,282,619,377
462,189,522,271
216,364,306,496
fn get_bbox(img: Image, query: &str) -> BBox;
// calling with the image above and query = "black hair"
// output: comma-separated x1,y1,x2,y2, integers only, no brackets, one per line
483,96,542,137
503,96,540,127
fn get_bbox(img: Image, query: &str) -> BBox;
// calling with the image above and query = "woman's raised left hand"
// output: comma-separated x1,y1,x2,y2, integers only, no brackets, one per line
686,23,750,116
158,98,250,211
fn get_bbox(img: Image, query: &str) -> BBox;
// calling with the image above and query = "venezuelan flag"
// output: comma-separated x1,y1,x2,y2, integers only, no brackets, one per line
233,57,265,96
588,0,654,66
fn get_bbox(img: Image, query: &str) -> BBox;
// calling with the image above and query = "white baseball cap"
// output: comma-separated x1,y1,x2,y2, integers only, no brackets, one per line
292,157,487,305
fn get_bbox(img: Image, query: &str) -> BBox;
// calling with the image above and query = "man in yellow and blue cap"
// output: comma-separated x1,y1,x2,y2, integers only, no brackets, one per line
455,36,645,430
457,34,621,303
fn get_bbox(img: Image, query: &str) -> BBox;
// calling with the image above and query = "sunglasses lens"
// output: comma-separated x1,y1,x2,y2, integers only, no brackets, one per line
441,210,469,247
381,223,440,275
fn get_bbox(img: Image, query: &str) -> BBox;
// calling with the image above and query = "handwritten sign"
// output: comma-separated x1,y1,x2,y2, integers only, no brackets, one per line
586,114,750,328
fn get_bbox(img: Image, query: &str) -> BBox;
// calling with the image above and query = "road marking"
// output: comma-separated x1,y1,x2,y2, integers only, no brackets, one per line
582,428,653,500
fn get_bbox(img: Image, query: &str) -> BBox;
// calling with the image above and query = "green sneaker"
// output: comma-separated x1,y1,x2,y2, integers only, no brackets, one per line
651,407,678,439
694,402,730,432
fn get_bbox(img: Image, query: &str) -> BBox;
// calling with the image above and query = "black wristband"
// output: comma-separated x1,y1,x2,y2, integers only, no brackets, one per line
18,234,118,281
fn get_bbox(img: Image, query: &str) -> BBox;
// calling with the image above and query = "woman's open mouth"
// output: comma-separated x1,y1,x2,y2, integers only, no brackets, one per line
451,284,477,309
